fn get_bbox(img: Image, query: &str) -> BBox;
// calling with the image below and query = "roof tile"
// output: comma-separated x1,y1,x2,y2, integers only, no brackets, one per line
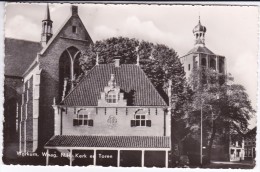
62,64,167,106
187,45,215,55
45,135,170,148
5,38,42,77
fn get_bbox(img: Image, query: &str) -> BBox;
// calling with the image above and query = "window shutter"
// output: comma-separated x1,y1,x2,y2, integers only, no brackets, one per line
73,119,78,126
131,120,136,127
88,119,93,126
146,120,151,127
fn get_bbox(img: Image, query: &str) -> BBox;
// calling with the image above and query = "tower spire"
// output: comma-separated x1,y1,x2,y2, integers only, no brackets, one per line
198,10,200,22
41,3,53,47
44,3,51,21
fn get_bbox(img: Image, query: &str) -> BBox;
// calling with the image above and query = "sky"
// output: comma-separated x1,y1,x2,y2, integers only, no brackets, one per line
4,3,259,128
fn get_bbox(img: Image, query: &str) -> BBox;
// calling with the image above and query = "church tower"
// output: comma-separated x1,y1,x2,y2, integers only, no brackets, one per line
180,17,226,82
193,17,207,46
41,4,53,47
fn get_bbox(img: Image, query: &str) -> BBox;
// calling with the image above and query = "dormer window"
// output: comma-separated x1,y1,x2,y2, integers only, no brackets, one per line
98,73,127,106
72,26,77,33
106,91,117,103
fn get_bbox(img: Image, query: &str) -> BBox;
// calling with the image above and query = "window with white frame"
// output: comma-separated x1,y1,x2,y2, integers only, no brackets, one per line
23,83,26,92
106,91,117,103
28,79,30,89
16,102,19,132
131,112,151,127
26,90,29,103
245,149,248,157
22,93,24,105
248,148,252,157
73,114,93,126
25,103,28,119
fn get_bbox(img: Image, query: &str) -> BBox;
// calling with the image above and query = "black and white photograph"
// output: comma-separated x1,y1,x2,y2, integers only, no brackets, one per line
1,2,258,170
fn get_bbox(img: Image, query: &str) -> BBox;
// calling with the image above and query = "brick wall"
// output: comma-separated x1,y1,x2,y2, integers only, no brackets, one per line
37,14,91,150
20,76,34,152
180,53,196,80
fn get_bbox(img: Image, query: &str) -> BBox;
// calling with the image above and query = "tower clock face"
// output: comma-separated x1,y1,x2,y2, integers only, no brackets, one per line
107,115,118,128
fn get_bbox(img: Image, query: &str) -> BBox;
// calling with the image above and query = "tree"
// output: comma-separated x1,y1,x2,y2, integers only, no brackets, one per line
188,67,255,162
79,37,193,159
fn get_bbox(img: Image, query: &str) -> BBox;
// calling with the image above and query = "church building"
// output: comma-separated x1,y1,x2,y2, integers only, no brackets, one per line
3,5,171,167
4,5,92,160
180,19,246,162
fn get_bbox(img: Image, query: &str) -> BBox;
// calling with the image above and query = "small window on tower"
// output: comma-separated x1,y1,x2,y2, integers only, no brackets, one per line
188,64,191,71
72,26,77,33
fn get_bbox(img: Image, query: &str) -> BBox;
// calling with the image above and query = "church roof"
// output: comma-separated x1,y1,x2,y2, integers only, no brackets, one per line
187,45,215,55
45,135,170,148
61,64,167,107
4,38,42,77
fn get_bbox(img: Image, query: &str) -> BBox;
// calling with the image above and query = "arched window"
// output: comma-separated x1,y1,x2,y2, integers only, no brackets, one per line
74,52,83,79
201,58,206,66
106,90,117,103
210,58,216,70
130,109,151,127
73,109,93,126
59,50,72,100
59,46,81,101
219,58,224,73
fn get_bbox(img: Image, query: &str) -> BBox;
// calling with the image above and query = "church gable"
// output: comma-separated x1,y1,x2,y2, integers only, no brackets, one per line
59,13,92,42
40,6,92,56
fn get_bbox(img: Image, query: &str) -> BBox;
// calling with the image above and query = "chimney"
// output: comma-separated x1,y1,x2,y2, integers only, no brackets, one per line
168,80,172,105
114,56,120,67
71,5,78,16
167,79,172,116
136,54,140,66
96,53,99,65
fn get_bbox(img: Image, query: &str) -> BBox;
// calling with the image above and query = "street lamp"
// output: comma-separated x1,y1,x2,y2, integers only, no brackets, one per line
200,103,203,167
200,93,219,167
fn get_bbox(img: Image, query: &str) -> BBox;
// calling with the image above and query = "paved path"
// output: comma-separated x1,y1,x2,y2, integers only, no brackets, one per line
202,161,255,169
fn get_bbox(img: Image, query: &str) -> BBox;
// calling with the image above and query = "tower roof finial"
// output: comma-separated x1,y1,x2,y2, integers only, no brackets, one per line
44,3,51,21
198,9,201,24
